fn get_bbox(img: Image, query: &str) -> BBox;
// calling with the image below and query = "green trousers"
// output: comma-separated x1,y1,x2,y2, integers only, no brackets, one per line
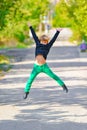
24,63,65,92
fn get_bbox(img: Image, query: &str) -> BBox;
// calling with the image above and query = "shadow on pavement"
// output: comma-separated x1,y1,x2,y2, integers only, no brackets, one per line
0,86,87,130
0,86,87,129
0,45,87,130
0,120,87,130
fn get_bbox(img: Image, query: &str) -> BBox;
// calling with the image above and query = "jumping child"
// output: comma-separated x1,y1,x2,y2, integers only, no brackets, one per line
24,22,68,99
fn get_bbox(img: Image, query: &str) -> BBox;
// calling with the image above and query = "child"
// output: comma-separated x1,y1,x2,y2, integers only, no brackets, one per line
24,22,68,99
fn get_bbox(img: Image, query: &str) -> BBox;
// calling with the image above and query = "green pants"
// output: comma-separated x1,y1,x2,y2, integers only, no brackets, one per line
24,63,65,92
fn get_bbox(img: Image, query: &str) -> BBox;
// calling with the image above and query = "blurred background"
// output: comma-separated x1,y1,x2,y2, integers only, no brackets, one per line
0,0,87,75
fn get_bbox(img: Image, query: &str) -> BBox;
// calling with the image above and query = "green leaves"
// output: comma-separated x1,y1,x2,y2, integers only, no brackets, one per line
53,0,87,42
0,0,49,46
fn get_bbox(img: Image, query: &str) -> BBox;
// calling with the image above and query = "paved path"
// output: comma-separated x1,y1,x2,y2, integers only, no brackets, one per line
0,41,87,130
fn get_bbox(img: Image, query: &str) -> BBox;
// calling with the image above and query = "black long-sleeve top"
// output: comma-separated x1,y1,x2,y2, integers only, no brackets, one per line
30,26,60,59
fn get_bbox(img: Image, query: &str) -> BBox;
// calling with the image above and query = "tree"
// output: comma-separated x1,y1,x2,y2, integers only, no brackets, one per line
0,0,17,30
65,0,87,41
53,0,87,42
0,0,50,46
53,0,69,27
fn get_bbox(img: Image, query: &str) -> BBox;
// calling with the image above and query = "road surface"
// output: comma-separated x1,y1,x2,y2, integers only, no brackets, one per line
0,41,87,130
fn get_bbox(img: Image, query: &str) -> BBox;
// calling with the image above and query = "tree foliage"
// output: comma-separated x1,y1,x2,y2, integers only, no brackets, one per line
0,0,49,46
53,0,69,27
53,0,87,42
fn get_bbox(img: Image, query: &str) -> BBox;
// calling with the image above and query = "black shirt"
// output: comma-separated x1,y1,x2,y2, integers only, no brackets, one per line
30,26,60,59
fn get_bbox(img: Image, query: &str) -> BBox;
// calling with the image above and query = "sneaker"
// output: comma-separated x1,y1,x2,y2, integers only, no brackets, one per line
62,84,68,93
23,92,29,99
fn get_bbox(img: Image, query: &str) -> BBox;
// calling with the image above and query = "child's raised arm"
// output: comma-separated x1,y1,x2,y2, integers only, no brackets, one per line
48,28,63,47
27,22,40,45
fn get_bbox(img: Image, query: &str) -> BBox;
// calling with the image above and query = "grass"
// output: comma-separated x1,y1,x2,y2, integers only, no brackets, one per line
0,55,10,64
0,55,13,79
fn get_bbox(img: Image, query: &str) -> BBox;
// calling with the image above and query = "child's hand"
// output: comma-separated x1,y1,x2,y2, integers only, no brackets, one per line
27,22,31,27
57,28,63,32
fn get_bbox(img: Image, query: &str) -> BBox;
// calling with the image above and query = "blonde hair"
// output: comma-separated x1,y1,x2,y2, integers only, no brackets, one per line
39,35,49,42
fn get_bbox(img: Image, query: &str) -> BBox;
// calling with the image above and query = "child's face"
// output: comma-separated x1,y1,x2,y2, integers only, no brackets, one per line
41,40,48,45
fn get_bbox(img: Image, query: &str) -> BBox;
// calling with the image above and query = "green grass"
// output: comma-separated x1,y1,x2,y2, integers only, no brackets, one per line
0,55,13,75
0,55,10,64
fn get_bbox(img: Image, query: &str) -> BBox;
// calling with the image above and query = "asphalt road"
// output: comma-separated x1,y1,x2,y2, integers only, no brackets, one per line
0,41,87,130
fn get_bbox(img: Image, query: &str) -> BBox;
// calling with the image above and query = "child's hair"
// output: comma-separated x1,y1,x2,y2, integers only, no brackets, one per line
39,35,49,42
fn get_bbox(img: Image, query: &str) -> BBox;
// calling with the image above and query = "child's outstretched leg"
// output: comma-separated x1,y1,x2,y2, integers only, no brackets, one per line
43,64,68,93
24,65,39,99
